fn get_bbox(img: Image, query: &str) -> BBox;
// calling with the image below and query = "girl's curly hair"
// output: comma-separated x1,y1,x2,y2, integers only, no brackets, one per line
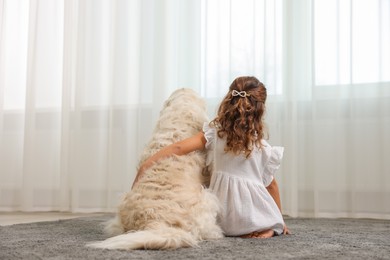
210,76,267,158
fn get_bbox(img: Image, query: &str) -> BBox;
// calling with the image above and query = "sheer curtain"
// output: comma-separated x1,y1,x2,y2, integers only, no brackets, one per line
202,0,390,219
0,0,201,212
1,0,389,218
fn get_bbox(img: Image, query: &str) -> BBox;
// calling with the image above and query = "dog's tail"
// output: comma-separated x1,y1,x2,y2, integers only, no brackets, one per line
87,227,198,250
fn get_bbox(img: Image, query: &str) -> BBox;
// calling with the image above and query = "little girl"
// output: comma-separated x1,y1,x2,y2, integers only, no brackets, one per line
133,76,290,238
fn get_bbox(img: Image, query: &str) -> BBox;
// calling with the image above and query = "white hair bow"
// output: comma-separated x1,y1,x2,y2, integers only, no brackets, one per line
232,90,250,97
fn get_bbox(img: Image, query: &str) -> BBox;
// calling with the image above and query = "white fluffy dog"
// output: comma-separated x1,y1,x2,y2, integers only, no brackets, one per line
88,88,223,250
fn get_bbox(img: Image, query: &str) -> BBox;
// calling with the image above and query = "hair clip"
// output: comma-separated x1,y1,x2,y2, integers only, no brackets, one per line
232,90,250,98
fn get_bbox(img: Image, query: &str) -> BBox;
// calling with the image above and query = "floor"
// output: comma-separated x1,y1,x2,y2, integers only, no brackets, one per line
2,216,389,259
0,212,105,226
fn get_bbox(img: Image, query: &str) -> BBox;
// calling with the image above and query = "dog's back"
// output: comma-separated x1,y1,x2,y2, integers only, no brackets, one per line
87,89,223,250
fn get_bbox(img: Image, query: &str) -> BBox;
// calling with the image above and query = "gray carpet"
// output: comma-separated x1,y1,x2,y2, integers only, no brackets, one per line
1,214,389,260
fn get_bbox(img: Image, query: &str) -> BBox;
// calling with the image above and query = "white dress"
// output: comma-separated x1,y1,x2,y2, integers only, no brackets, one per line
203,123,285,236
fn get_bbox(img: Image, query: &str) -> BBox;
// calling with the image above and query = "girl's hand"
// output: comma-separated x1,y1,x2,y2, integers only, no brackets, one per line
283,224,291,235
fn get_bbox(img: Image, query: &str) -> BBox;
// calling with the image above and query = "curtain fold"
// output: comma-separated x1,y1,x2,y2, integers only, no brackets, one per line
275,0,390,218
0,0,201,212
0,0,389,218
201,0,390,219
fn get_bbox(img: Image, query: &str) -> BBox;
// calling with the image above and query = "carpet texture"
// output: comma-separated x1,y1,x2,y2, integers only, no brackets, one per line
1,214,389,260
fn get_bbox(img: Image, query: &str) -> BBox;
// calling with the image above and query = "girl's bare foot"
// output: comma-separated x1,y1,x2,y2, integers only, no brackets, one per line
240,229,275,239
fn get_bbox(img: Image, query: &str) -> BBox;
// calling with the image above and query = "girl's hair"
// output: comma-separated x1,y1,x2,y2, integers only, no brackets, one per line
210,76,267,158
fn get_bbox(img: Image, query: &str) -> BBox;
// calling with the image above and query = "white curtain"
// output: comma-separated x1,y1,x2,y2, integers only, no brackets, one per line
1,0,389,219
0,0,201,212
202,0,390,219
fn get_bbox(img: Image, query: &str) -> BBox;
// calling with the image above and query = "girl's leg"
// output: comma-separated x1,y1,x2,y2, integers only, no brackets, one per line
240,229,275,239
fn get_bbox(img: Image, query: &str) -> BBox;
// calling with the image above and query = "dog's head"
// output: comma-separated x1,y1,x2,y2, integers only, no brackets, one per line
158,88,208,130
162,88,206,111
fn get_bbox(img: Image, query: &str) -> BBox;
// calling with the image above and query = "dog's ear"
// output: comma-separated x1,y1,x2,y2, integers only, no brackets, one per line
163,99,172,108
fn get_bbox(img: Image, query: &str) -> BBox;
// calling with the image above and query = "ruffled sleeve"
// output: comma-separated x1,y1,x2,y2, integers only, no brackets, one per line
263,146,284,187
202,122,216,150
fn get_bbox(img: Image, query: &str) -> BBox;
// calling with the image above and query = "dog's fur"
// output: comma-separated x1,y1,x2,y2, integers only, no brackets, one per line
87,88,223,250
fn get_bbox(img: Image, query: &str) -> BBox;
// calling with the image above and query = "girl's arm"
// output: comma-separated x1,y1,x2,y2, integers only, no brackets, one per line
266,178,282,211
131,132,207,189
266,178,291,234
